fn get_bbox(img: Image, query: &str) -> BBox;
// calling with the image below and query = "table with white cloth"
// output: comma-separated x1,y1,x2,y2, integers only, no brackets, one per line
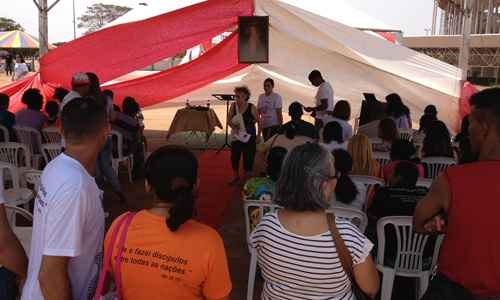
166,107,223,142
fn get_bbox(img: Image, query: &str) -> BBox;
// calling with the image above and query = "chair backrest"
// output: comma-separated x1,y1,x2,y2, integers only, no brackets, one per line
376,216,444,273
0,161,21,190
41,127,62,143
328,206,368,232
0,124,9,142
13,125,42,154
243,199,281,244
110,130,126,159
369,138,383,148
4,204,33,228
399,129,414,142
0,142,31,169
416,178,433,189
351,175,385,189
40,143,62,164
422,157,456,179
23,169,42,194
372,151,390,168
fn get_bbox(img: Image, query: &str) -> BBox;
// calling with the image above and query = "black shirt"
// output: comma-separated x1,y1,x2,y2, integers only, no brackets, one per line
280,119,317,140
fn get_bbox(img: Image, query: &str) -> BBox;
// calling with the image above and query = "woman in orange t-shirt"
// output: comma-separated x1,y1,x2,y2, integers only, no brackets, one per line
104,146,232,300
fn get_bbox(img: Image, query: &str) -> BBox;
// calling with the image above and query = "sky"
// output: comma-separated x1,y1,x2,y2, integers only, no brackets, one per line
2,0,436,43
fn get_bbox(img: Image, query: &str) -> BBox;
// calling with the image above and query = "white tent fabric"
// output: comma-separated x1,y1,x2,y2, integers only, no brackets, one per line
141,0,462,131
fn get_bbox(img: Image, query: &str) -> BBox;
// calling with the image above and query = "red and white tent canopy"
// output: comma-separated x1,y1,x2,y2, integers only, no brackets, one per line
0,0,463,129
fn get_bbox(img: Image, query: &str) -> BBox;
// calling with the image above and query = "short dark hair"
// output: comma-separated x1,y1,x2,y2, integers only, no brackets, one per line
378,118,398,141
102,89,114,99
0,93,10,110
234,86,251,101
53,87,69,102
122,96,140,116
61,97,107,142
264,78,274,87
266,147,287,182
332,100,351,121
288,102,303,119
470,88,500,134
45,101,60,118
390,139,416,161
424,105,438,117
394,161,419,187
145,146,198,232
323,121,344,144
22,89,43,111
274,143,333,212
308,70,322,81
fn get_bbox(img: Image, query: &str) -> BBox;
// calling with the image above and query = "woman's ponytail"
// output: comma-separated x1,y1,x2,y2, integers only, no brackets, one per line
166,187,195,232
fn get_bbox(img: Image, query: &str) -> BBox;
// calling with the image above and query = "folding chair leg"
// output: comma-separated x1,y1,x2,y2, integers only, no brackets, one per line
418,273,430,299
247,251,258,300
380,269,396,300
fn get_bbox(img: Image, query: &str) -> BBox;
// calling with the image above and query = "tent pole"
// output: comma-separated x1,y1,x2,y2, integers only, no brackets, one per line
459,0,474,81
39,0,49,57
432,0,438,35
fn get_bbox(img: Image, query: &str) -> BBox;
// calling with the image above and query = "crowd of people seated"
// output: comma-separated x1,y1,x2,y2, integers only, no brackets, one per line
0,68,499,300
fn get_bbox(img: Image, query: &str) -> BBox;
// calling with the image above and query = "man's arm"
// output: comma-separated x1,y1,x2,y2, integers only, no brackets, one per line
305,99,328,113
0,205,28,278
414,174,450,233
39,256,72,300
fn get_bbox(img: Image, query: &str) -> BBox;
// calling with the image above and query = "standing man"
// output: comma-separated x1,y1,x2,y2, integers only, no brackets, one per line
257,78,283,141
415,88,500,299
22,97,109,300
305,70,334,131
4,53,13,77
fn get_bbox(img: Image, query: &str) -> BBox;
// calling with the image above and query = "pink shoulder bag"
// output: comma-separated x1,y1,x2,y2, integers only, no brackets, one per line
93,212,136,300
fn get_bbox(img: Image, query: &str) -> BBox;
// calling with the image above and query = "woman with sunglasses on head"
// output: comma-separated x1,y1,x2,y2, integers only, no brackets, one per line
251,143,379,300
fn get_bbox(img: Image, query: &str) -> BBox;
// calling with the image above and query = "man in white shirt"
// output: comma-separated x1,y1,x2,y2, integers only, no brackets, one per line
61,72,90,109
257,78,283,141
0,192,28,298
22,97,109,300
305,70,334,130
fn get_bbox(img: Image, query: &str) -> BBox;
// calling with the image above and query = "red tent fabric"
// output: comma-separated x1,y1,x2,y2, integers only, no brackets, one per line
106,32,246,107
459,81,478,123
1,74,56,112
40,0,253,88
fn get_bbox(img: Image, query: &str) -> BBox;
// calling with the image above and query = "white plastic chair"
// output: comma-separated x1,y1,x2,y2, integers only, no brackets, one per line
422,157,456,179
243,199,281,300
373,151,391,168
369,137,383,147
22,169,42,198
111,130,133,182
42,127,62,143
328,206,368,233
4,204,33,255
350,175,384,207
13,125,43,169
399,129,415,142
40,143,62,164
416,178,433,189
0,162,34,210
0,142,31,169
376,216,444,300
0,124,9,142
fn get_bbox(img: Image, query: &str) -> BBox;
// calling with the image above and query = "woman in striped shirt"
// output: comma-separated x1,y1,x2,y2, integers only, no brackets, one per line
251,143,379,300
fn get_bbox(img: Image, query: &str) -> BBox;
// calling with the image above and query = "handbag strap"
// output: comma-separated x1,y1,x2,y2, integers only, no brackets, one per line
327,213,354,279
93,213,131,300
114,212,136,300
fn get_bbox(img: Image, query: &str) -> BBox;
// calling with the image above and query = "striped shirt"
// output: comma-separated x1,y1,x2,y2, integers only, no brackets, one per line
250,212,373,300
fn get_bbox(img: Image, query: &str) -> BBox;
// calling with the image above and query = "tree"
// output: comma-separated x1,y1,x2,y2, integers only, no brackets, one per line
78,4,131,34
0,17,25,31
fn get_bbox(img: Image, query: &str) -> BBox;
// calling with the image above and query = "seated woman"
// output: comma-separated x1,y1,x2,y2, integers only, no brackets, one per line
385,93,411,129
15,88,47,131
383,139,424,183
251,143,379,300
373,118,399,152
44,101,60,127
0,93,16,141
348,134,381,177
412,114,436,147
422,120,454,158
103,146,232,300
329,100,353,141
331,149,367,211
320,121,347,152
